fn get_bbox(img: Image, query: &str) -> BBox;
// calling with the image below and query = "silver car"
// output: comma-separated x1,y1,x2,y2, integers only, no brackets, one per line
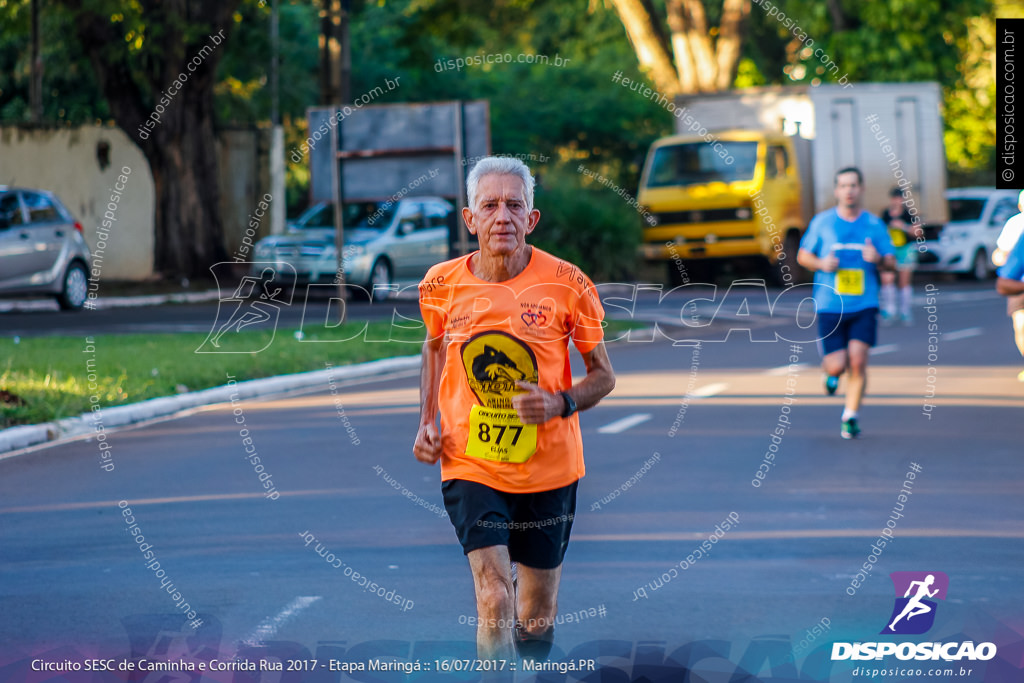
252,197,454,295
916,188,1020,280
0,187,92,310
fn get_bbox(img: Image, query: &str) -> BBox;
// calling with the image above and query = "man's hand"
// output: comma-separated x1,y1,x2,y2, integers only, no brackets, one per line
413,422,443,464
820,253,840,272
512,381,563,424
862,238,880,264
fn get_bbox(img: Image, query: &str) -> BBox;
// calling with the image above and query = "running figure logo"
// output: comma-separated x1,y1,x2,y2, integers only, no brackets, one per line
197,263,295,353
881,571,949,635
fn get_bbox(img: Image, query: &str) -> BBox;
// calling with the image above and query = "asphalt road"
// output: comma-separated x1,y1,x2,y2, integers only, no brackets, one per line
1,280,1022,682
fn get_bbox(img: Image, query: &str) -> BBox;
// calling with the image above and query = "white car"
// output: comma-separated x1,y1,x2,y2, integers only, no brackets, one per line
920,188,1021,280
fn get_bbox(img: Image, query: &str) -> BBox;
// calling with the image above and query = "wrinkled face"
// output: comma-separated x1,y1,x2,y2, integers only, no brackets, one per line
834,171,863,210
462,174,540,257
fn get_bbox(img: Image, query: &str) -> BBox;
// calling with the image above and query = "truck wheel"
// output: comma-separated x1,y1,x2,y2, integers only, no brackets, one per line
768,231,805,286
667,260,688,287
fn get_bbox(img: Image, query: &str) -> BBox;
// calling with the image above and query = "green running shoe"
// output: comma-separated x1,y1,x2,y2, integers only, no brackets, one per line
841,418,860,440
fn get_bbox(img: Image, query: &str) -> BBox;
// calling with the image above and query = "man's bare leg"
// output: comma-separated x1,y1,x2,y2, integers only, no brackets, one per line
515,563,562,661
845,340,871,415
1012,309,1024,360
822,349,847,382
467,546,516,681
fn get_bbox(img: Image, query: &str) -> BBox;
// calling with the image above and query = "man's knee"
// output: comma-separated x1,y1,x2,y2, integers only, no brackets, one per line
823,352,846,374
847,354,868,375
475,571,514,615
517,604,557,635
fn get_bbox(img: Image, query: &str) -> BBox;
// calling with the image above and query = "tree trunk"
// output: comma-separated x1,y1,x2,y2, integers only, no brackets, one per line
613,0,751,95
609,0,683,97
59,0,240,279
148,84,227,276
715,0,751,90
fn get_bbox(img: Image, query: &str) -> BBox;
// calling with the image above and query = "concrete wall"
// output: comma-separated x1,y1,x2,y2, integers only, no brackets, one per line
219,127,272,260
0,124,156,280
0,124,272,281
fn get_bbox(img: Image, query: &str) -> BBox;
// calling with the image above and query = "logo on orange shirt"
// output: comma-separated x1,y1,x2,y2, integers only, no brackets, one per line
461,331,539,410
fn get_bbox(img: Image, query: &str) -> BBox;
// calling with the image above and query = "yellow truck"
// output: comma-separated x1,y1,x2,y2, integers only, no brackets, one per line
638,83,949,285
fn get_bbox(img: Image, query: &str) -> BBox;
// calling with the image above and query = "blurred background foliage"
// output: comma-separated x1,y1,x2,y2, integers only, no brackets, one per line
0,0,1006,276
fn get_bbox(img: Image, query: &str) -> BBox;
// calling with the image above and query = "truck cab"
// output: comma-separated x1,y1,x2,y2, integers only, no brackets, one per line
638,130,809,284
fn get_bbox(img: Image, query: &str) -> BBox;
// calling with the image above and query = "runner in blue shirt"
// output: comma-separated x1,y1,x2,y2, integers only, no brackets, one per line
996,229,1024,381
798,167,895,439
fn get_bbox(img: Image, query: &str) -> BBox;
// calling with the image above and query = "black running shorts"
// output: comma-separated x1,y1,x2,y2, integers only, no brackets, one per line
441,479,578,570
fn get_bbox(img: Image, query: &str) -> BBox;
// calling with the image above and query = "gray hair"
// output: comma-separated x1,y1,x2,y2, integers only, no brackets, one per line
466,156,535,211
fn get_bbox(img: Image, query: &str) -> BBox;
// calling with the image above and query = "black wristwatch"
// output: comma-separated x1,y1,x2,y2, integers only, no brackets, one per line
560,391,578,418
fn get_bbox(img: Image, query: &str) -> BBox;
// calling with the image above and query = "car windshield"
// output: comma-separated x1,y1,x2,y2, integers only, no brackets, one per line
646,141,758,188
292,203,334,229
947,198,986,223
346,201,396,229
291,202,397,230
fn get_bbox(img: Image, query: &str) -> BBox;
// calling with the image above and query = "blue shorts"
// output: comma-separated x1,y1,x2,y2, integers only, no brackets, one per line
818,307,878,356
894,244,917,267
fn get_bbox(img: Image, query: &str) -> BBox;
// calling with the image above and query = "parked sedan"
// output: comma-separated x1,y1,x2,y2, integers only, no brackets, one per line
252,197,454,295
0,187,92,310
917,188,1020,280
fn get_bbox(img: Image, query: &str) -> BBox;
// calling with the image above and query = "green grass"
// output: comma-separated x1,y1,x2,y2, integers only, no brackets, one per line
1,319,643,428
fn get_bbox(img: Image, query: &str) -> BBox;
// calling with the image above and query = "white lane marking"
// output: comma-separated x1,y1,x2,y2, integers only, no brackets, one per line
870,344,899,355
597,413,652,434
764,363,810,376
688,382,729,398
240,595,321,647
943,327,983,341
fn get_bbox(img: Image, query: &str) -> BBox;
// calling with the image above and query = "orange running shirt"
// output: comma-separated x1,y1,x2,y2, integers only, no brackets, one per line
418,247,606,493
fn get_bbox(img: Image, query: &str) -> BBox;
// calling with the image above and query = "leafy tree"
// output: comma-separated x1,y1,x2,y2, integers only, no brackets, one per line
764,0,994,179
0,0,327,275
0,1,108,123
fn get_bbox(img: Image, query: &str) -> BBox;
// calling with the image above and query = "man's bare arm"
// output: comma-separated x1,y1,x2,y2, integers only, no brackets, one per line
997,277,1024,296
413,333,446,464
512,341,616,424
568,341,616,411
798,248,837,273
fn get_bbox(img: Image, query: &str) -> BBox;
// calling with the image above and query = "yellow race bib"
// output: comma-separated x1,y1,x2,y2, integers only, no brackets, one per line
889,228,907,248
465,405,537,463
836,268,865,296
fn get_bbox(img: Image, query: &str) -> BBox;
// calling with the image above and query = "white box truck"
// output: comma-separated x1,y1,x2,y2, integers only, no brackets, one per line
637,83,948,283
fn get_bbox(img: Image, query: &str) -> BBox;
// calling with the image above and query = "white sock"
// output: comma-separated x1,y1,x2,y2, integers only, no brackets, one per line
881,284,897,315
900,286,913,316
842,409,858,422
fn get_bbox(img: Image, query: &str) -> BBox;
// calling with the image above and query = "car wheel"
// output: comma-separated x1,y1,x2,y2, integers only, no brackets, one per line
368,258,393,300
971,249,989,281
57,261,89,310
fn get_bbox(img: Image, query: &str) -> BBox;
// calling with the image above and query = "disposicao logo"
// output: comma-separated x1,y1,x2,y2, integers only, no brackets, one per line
882,571,948,635
832,571,997,662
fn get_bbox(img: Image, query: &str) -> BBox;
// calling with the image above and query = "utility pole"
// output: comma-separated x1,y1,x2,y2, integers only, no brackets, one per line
321,0,351,320
30,0,42,123
269,0,285,235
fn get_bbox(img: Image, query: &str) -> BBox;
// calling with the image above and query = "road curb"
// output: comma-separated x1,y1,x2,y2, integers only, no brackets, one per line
0,355,422,458
0,290,224,313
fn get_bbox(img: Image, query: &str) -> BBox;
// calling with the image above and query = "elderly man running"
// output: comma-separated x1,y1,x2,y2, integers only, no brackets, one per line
414,156,615,674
